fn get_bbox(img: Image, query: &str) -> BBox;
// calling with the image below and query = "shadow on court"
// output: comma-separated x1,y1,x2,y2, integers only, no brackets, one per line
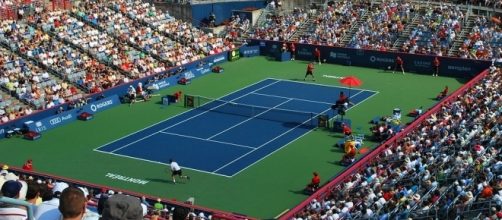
288,189,307,195
145,178,177,184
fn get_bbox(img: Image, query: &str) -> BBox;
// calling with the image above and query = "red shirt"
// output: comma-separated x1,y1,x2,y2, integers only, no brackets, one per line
136,85,143,94
314,49,320,58
383,191,393,201
396,57,403,65
338,94,347,102
307,63,314,72
433,58,440,67
173,92,181,100
343,125,352,135
289,43,295,52
311,175,320,185
442,87,449,95
22,163,33,171
481,186,493,198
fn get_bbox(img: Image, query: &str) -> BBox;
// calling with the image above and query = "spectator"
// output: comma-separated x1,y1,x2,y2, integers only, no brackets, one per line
25,180,43,205
101,194,144,220
34,181,69,220
305,172,321,194
0,180,27,220
21,159,33,171
58,187,87,220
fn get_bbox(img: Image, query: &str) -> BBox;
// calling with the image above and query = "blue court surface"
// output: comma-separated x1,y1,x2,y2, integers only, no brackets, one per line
95,78,377,177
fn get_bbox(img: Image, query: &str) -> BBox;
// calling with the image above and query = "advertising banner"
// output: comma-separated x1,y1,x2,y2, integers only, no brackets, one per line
26,95,120,133
239,45,260,57
248,39,491,77
228,48,241,61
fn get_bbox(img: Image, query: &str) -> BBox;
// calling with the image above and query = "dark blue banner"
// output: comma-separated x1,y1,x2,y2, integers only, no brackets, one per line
240,45,260,57
249,39,491,77
83,95,121,114
25,95,120,133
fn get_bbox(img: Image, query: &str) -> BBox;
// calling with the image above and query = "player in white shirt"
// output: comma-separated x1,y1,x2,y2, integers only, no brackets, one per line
169,159,190,184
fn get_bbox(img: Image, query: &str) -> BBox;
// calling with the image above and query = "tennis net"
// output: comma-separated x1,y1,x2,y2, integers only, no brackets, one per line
184,94,321,127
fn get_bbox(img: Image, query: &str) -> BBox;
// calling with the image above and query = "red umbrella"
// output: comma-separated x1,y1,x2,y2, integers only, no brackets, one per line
339,76,362,98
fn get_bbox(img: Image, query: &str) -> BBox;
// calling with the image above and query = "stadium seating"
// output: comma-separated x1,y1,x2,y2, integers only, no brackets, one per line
0,0,500,219
287,68,501,219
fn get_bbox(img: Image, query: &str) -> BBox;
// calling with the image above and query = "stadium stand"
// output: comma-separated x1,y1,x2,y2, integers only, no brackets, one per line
0,0,501,219
245,0,501,60
281,67,501,219
110,0,236,62
0,166,250,220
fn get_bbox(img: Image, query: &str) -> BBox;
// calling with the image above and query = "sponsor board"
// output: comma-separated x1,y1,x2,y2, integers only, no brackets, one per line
183,71,195,80
329,52,351,60
298,48,311,57
213,55,225,63
413,60,432,68
240,46,260,57
83,95,120,113
369,56,394,63
26,95,120,134
447,65,472,72
229,49,240,61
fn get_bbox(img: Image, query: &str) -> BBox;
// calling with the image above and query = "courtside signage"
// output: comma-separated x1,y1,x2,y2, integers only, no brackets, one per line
26,95,120,134
240,46,260,57
83,95,120,113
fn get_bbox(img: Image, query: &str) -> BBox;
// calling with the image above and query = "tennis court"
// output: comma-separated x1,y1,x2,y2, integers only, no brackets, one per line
95,78,377,177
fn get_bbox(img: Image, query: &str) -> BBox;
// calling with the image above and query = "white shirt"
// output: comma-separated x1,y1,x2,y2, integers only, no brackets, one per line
0,207,28,220
34,198,60,220
170,162,181,171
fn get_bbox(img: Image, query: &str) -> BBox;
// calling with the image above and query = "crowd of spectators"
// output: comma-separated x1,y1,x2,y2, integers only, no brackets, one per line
0,34,82,110
0,0,238,124
35,10,164,79
245,0,501,60
459,15,502,61
111,0,235,63
349,1,415,50
399,5,464,56
0,18,127,98
304,1,366,46
292,67,502,219
74,0,201,67
0,166,214,220
222,14,251,40
250,7,308,41
0,90,31,124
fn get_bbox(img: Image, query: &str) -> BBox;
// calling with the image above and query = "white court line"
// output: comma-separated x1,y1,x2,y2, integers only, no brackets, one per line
251,92,333,105
207,98,293,140
158,131,255,150
267,77,379,93
93,78,277,151
213,90,365,174
93,149,232,178
228,89,378,177
107,80,281,153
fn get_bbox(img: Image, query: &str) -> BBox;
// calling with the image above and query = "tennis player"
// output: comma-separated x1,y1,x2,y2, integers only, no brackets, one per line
169,159,190,184
313,48,321,65
305,62,315,81
393,56,404,74
433,57,440,77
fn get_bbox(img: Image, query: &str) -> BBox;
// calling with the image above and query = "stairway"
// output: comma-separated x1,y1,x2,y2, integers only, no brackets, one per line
289,17,316,42
340,10,369,47
448,16,475,57
391,13,421,51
